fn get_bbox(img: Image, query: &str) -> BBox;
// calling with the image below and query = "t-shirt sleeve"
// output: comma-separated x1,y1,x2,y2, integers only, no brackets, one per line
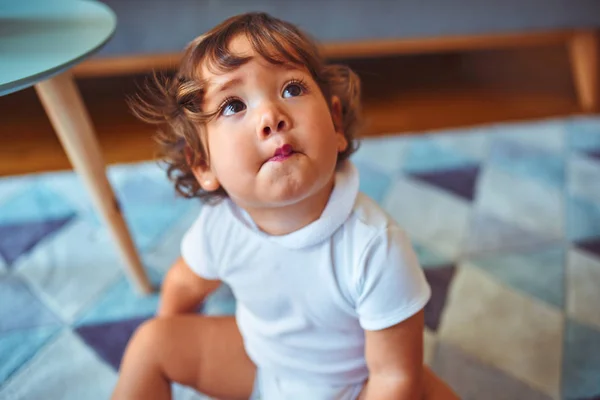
180,207,220,280
354,226,431,331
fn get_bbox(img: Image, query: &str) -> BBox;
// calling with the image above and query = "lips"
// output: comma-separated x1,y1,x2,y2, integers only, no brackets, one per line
270,144,295,162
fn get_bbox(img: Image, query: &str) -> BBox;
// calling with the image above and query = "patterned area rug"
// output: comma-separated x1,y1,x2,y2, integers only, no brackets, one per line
1,117,600,400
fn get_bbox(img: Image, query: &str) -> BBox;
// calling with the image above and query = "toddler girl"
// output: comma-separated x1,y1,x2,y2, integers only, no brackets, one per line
112,12,458,400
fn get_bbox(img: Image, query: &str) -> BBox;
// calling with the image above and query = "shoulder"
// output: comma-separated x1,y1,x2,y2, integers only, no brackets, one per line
188,199,235,233
181,199,237,255
343,192,422,282
344,192,404,244
180,199,240,279
338,192,417,275
352,192,396,230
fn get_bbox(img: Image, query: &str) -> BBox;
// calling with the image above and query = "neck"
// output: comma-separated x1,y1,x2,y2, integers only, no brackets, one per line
242,177,335,236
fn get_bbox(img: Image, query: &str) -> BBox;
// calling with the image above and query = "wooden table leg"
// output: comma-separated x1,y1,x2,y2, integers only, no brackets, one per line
35,71,153,295
569,30,599,112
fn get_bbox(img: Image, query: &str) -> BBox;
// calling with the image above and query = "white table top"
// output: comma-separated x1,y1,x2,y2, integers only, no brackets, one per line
0,0,116,96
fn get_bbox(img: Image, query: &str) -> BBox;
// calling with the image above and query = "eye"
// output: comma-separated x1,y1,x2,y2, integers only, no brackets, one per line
220,98,246,117
282,80,306,98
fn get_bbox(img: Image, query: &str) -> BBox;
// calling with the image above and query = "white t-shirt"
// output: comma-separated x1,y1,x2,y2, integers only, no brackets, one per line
181,161,431,385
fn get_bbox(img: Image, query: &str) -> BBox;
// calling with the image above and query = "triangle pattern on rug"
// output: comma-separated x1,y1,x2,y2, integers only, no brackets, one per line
432,342,553,400
0,183,76,226
572,394,600,400
567,195,600,242
0,326,59,383
423,264,457,331
562,319,600,399
413,242,453,269
0,275,62,333
76,316,148,371
587,149,600,161
468,246,565,309
568,119,600,152
76,270,161,327
402,139,478,174
0,330,118,400
0,215,74,266
408,165,480,201
488,138,565,189
355,161,393,204
464,212,557,256
575,237,600,260
118,175,178,205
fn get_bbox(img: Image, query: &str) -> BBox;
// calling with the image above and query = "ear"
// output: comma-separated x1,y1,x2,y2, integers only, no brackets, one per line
185,147,221,192
192,166,220,192
331,96,348,153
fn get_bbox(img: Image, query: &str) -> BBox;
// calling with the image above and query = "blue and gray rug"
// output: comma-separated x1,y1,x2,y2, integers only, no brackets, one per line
1,117,600,400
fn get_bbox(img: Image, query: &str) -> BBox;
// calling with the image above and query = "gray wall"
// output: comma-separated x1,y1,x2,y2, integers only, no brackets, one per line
97,0,600,57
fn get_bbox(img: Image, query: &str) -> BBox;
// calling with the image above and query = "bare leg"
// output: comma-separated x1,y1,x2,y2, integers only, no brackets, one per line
111,315,256,400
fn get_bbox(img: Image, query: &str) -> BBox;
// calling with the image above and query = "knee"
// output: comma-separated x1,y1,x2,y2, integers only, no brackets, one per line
126,318,172,359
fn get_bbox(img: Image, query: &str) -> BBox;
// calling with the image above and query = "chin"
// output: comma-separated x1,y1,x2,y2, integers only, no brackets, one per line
264,174,330,206
264,184,313,206
245,162,335,207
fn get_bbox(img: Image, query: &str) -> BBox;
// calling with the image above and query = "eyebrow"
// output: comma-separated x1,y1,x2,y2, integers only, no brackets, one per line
205,62,305,100
209,77,244,97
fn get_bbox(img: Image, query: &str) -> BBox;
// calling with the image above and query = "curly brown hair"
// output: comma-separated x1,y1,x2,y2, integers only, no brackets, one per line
130,12,362,203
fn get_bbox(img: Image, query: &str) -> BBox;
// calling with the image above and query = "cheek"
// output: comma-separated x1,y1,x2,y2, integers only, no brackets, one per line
206,126,257,177
302,104,338,146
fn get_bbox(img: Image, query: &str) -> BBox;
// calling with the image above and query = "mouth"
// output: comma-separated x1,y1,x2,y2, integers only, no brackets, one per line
269,144,296,162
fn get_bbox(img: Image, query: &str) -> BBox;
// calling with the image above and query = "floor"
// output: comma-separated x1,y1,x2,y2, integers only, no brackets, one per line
1,116,600,400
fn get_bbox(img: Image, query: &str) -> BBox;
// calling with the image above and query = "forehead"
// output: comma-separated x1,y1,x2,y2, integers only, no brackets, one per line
200,35,252,79
199,34,306,88
228,34,254,56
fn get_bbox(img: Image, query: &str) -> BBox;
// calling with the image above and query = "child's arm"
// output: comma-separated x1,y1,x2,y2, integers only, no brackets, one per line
157,257,221,317
361,310,425,400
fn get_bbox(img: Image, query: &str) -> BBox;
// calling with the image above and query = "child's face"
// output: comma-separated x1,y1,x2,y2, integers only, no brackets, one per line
193,35,348,210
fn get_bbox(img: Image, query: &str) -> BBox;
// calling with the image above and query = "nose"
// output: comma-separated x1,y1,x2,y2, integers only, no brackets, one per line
257,102,290,139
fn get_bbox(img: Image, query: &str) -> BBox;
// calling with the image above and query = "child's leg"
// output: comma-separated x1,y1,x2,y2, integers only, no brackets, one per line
111,315,256,400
